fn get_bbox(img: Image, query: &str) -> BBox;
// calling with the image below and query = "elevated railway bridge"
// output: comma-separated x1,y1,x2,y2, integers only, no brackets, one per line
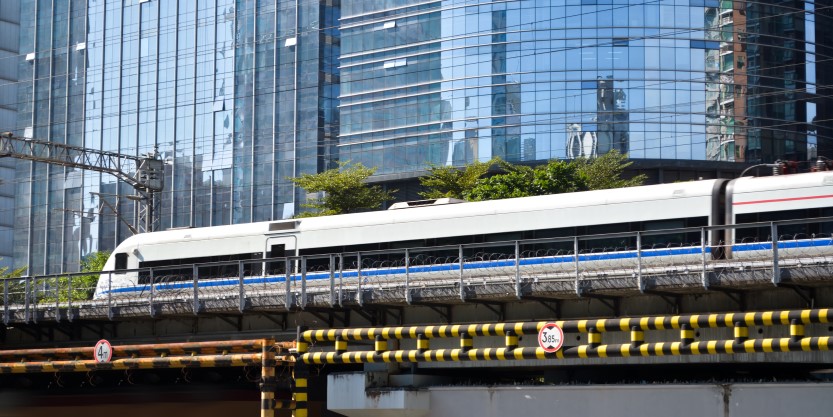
3,217,833,415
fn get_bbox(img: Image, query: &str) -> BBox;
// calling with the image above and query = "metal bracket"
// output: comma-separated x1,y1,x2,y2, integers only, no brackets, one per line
306,309,350,328
413,302,452,324
710,286,747,311
523,296,563,318
583,293,621,317
350,307,378,326
214,314,244,331
470,300,506,321
644,290,682,314
780,283,816,308
259,313,289,330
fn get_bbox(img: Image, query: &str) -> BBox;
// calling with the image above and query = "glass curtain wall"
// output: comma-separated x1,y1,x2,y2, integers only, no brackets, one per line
339,0,832,175
0,0,20,270
14,0,339,273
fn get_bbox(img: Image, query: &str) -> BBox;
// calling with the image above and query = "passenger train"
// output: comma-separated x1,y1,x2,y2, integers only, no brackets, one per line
93,172,833,299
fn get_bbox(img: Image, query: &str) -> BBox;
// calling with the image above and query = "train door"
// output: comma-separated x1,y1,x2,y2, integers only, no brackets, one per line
265,235,297,275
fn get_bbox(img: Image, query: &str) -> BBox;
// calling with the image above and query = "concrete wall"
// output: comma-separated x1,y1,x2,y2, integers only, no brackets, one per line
427,384,833,417
329,373,833,417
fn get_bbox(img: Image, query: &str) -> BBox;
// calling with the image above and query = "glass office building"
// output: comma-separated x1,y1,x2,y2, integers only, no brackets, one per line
0,0,19,270
7,0,832,273
11,0,339,273
339,0,832,174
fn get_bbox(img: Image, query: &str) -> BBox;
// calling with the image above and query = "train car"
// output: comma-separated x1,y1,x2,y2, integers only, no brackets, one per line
726,171,833,259
94,179,726,299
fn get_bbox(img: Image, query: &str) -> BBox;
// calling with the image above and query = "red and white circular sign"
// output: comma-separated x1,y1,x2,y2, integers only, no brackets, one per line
93,339,113,363
538,323,564,353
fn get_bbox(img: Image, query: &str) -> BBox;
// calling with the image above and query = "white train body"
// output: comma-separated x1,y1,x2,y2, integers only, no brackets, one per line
94,172,833,299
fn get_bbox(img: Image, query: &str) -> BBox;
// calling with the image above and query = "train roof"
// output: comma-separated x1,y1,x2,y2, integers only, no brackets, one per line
114,178,723,252
729,171,833,194
297,179,723,233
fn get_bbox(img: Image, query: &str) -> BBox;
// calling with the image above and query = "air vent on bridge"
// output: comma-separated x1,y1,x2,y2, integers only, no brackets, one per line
269,221,300,231
388,198,466,210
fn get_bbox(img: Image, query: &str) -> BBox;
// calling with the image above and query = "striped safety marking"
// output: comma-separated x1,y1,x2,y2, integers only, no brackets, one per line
301,337,833,364
302,309,833,342
0,353,265,374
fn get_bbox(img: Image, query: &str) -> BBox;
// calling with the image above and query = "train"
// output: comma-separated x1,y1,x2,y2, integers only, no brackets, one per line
92,171,833,299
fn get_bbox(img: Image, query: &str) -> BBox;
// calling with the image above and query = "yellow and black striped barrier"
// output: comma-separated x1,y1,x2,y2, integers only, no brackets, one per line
302,337,832,364
293,362,309,417
0,339,293,362
298,309,833,365
0,353,266,373
0,339,299,417
301,309,833,343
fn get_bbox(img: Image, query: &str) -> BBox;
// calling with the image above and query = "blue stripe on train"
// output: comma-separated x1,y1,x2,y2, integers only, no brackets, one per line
102,239,833,296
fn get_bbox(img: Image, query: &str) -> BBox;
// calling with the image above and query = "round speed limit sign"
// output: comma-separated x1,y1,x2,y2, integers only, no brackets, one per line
538,323,564,353
93,339,113,363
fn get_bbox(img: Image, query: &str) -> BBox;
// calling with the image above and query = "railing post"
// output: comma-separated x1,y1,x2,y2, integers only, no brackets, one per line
238,261,245,313
636,232,644,293
459,245,465,301
405,248,411,304
772,222,781,286
329,254,336,307
149,267,156,318
284,258,293,310
24,277,31,323
3,278,8,325
67,273,73,321
701,227,709,290
300,256,307,309
338,254,344,307
357,252,363,306
574,237,581,296
107,272,113,320
514,240,522,299
55,276,61,322
192,264,200,315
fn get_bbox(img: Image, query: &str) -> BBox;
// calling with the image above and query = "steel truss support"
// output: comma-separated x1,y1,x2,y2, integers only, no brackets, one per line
0,132,164,232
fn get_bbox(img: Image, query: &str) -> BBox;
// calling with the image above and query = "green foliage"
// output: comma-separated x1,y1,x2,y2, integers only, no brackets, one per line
463,152,643,201
573,150,646,190
290,162,395,217
465,159,588,201
0,262,27,304
418,158,498,199
40,251,109,303
0,264,26,279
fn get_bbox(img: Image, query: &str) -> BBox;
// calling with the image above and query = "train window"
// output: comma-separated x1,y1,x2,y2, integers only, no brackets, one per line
643,220,686,246
822,208,833,235
115,253,128,270
737,209,814,242
137,252,263,284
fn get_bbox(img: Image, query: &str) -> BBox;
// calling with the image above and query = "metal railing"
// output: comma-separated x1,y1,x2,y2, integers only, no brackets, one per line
4,217,833,323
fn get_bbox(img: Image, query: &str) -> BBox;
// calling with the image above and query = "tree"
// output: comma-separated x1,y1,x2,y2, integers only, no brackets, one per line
0,262,27,304
290,162,395,217
465,159,588,201
418,158,498,200
39,251,109,302
574,150,646,190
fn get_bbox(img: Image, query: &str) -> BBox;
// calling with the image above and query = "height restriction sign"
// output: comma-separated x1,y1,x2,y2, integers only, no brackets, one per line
538,323,564,353
93,339,113,363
